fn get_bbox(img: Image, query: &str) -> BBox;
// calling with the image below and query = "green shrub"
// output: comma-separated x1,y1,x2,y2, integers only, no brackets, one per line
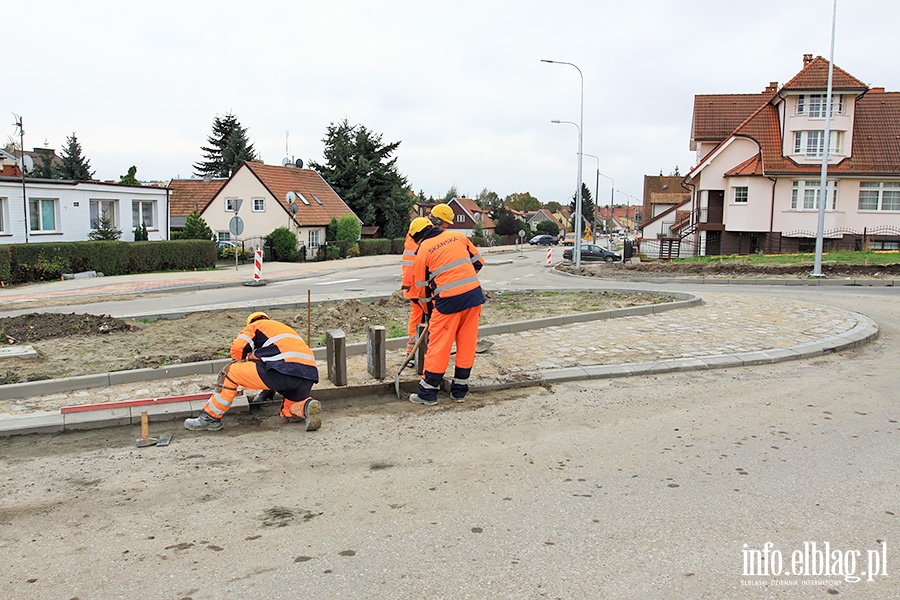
0,246,10,283
347,243,360,258
470,236,486,247
267,227,298,261
390,238,406,254
325,244,341,260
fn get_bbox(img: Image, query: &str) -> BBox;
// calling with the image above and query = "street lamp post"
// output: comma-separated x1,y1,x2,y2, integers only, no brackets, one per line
581,153,608,244
551,119,582,259
542,59,584,268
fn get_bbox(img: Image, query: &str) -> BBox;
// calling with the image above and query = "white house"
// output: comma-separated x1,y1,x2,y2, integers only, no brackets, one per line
169,161,359,251
677,54,900,256
0,175,170,244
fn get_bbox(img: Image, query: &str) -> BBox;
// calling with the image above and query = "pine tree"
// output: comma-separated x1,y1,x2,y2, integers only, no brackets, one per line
88,214,122,240
182,210,214,240
310,119,412,239
134,222,149,241
57,133,94,181
193,113,258,178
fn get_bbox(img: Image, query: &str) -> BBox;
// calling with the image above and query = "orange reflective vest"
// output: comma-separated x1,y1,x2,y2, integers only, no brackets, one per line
231,319,319,382
413,230,484,303
401,233,418,299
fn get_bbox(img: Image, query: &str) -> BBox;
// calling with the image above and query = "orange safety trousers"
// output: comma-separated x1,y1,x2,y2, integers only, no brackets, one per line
406,300,426,354
202,361,312,420
422,304,482,378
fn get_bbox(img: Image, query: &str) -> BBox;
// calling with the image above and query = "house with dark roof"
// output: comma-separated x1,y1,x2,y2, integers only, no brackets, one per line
169,161,358,252
638,176,691,240
446,197,495,237
679,54,900,256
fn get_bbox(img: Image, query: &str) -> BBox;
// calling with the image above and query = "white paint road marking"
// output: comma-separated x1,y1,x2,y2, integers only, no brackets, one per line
313,279,361,286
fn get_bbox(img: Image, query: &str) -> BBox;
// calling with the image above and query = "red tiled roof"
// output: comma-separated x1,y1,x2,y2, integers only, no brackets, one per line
168,178,227,217
731,89,900,176
692,93,774,143
242,162,358,227
725,154,764,176
781,56,868,92
453,197,496,229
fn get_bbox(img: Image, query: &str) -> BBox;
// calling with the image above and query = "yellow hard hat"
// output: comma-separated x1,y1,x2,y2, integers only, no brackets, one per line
247,312,269,326
430,203,454,224
409,216,433,237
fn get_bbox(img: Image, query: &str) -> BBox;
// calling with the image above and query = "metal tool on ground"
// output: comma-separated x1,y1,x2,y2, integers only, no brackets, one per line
394,321,430,400
135,411,159,447
156,433,173,447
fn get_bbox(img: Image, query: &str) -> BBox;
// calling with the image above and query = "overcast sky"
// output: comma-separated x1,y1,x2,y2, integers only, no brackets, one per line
5,0,898,206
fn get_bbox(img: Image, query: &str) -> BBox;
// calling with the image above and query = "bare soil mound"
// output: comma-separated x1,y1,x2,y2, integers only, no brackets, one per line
559,260,900,279
0,313,132,343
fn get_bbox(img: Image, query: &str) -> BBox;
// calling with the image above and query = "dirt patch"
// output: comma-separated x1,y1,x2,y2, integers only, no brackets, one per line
558,260,900,279
0,290,669,383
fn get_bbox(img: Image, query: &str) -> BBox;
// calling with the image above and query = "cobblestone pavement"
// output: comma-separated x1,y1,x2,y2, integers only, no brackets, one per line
3,290,861,415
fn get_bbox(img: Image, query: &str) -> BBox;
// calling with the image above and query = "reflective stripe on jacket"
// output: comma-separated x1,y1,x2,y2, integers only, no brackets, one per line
231,319,319,382
413,229,484,304
401,233,418,299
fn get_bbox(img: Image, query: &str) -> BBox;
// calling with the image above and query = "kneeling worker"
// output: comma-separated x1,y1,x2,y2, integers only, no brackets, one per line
408,216,485,405
185,312,321,431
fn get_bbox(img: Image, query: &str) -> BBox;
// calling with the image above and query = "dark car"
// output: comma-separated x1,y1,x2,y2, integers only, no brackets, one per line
562,244,621,263
528,234,557,246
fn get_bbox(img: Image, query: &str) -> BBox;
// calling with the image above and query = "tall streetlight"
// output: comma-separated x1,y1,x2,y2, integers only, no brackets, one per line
551,119,582,260
542,59,584,268
616,190,641,234
813,0,838,277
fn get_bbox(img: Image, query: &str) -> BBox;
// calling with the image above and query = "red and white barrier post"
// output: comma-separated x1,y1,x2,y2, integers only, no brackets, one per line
546,246,552,266
253,248,263,281
244,247,268,287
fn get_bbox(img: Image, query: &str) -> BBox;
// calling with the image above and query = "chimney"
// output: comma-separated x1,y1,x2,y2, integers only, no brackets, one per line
803,53,813,66
764,81,779,93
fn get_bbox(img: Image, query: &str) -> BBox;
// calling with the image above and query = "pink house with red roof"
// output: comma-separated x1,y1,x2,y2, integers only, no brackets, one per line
675,54,900,255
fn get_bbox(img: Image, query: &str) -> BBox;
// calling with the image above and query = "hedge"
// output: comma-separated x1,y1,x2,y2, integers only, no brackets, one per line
357,239,391,256
3,240,216,284
390,238,406,254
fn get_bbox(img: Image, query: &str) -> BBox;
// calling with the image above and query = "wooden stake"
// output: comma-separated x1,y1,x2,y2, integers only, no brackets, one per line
307,289,311,344
141,411,150,440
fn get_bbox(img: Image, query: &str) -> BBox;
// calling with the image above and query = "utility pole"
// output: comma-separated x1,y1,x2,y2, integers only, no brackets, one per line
14,114,28,244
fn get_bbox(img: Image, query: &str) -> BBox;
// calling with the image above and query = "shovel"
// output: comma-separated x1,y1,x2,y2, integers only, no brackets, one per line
135,411,158,448
394,321,430,400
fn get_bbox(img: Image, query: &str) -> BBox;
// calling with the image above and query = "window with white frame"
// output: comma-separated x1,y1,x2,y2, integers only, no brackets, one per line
733,187,748,204
791,180,838,211
217,231,231,243
29,198,59,232
797,94,843,117
298,192,311,206
793,130,843,157
132,200,156,229
252,197,265,212
310,193,324,205
90,199,118,229
308,229,320,248
0,197,5,232
858,182,900,211
456,214,464,223
224,197,238,212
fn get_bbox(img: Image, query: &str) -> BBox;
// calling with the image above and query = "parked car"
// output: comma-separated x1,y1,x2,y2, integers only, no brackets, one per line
216,240,238,249
562,244,621,263
528,234,557,246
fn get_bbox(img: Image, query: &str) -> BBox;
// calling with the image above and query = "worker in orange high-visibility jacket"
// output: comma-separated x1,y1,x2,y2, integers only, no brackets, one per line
401,217,431,356
408,217,485,405
184,312,321,432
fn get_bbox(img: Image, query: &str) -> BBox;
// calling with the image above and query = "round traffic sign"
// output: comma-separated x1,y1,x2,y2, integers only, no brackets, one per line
229,216,244,237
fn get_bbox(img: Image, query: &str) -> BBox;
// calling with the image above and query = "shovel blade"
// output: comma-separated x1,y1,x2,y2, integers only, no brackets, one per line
156,433,173,447
135,437,158,448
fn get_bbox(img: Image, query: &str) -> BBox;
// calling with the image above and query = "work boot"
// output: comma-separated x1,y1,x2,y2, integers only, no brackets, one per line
450,393,465,404
409,393,438,406
251,389,276,404
303,398,322,432
184,411,223,431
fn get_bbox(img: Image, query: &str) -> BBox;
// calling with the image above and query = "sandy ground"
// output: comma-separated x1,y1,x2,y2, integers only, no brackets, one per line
0,326,896,598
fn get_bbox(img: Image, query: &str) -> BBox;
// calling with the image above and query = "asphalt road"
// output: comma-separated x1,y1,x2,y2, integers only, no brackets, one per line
0,250,897,598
